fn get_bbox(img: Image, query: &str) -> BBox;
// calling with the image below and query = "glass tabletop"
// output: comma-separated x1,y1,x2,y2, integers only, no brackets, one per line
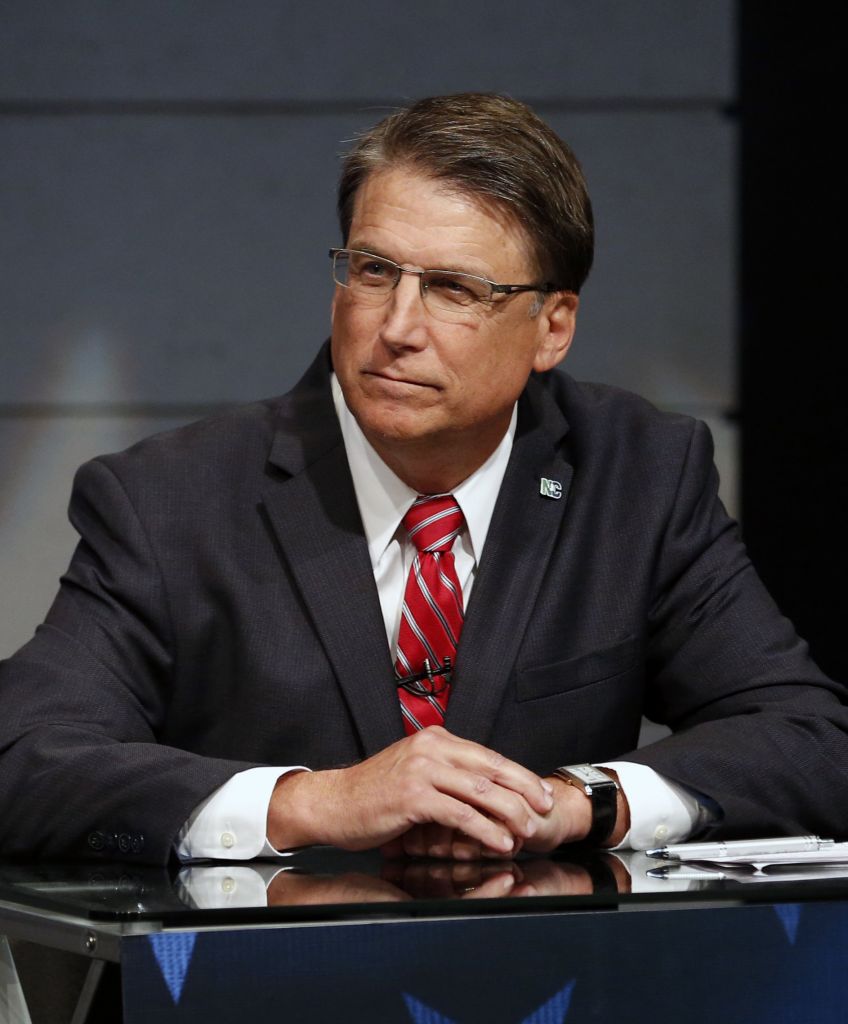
4,847,848,928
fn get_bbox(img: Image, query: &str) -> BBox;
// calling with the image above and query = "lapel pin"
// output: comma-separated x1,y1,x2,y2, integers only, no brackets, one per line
539,477,562,500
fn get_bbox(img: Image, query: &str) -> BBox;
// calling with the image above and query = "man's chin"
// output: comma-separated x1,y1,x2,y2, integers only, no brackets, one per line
361,415,441,447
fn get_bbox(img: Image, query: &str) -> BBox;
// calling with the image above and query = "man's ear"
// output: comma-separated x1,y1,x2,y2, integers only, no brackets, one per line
533,292,579,373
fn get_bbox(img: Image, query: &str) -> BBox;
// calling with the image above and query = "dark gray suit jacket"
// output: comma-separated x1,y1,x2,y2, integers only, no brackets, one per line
2,344,847,864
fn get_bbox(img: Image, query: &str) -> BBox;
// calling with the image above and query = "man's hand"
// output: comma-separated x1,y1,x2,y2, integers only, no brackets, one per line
266,726,554,855
379,769,631,859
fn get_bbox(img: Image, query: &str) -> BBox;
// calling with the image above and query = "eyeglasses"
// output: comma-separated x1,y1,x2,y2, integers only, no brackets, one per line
329,248,555,323
396,657,453,697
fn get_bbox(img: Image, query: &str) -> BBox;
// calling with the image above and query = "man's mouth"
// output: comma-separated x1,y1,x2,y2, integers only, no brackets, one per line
364,370,437,390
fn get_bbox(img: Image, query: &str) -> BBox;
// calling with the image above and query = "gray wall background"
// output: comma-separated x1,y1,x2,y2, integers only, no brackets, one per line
1,2,736,658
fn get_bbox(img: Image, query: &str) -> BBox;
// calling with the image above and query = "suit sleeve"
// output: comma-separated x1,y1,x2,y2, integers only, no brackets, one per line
624,419,848,839
0,457,259,864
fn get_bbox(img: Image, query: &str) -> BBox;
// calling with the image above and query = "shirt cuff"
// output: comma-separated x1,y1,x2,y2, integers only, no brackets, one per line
598,761,706,851
176,864,293,908
175,765,308,861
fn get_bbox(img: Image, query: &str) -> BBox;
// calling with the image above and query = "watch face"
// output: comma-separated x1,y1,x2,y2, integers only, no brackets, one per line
565,765,610,787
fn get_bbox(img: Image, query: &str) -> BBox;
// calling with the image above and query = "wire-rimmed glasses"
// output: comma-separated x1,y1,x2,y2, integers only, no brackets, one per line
329,248,555,323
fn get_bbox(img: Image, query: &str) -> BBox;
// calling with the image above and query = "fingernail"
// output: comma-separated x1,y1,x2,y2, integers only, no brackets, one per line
501,874,515,893
525,818,537,837
541,780,554,794
502,835,514,852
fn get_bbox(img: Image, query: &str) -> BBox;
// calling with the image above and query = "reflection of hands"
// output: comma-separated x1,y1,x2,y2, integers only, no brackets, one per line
268,858,630,904
267,727,554,855
177,853,632,910
266,871,410,907
509,855,631,897
381,859,519,900
381,854,632,900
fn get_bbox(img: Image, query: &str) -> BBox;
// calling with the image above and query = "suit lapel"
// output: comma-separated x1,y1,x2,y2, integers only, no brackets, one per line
445,375,573,746
262,348,403,757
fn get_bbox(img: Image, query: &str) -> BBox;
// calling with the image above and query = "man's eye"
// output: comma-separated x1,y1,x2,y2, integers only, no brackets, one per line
427,274,484,304
355,259,390,281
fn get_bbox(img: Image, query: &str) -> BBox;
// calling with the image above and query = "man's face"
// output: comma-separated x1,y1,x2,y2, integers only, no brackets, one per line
331,166,577,487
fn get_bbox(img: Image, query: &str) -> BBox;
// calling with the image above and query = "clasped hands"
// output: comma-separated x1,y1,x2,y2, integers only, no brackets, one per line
267,726,624,859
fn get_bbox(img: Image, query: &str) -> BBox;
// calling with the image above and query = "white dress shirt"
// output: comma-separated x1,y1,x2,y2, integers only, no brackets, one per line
176,375,702,859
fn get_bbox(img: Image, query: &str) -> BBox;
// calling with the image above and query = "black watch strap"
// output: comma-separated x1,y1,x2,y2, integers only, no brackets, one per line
553,764,619,846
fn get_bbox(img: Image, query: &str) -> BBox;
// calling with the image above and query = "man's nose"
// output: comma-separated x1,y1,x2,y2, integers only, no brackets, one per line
378,272,429,345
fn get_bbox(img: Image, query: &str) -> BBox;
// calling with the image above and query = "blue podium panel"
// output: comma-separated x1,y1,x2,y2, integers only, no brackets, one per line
123,901,848,1023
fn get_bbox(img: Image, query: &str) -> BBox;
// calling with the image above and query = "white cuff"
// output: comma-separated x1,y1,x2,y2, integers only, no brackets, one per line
176,864,293,908
598,761,703,851
175,765,308,861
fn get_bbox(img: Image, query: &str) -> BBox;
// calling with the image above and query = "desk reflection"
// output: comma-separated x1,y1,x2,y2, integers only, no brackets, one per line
175,851,692,910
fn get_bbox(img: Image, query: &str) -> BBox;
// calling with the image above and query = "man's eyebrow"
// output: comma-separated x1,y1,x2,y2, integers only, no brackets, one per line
348,243,489,279
347,242,389,259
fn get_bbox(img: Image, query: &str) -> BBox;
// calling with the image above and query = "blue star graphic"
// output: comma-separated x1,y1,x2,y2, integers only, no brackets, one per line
403,978,575,1023
773,902,802,944
148,932,197,1004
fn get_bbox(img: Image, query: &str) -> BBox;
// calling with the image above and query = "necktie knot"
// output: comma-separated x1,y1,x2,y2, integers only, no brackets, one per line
402,494,464,553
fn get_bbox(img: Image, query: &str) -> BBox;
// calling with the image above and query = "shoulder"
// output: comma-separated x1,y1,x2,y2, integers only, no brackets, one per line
84,343,336,493
89,397,285,489
527,369,718,509
533,367,711,460
63,398,291,537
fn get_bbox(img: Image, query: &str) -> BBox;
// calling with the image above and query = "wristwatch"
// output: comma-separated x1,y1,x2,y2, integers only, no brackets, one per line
553,764,619,846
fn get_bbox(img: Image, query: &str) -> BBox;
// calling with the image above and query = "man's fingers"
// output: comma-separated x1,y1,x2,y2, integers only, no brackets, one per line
396,824,453,858
421,728,554,815
425,763,539,842
426,792,517,853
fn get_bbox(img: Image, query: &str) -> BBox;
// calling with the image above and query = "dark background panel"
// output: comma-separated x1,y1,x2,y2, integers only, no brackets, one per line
1,1,733,102
739,4,846,682
0,111,733,406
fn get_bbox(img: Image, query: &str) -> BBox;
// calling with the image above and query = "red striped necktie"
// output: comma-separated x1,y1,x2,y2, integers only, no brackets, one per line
395,494,465,734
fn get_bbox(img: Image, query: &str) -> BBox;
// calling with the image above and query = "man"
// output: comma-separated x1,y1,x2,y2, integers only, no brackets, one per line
1,94,846,866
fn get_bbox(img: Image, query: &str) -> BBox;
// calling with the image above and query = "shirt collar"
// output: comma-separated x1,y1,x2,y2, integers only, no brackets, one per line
331,373,515,567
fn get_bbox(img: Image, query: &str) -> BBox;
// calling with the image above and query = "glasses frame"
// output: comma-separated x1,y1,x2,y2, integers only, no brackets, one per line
329,248,556,310
395,656,453,698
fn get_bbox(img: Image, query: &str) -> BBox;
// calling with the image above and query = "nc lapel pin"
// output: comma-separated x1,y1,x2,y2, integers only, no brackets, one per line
539,477,562,499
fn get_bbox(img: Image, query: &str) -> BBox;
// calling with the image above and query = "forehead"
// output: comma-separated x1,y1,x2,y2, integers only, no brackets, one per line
348,166,535,275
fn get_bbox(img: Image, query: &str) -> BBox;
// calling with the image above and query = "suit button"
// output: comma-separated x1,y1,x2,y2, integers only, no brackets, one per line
131,834,145,854
87,832,105,851
118,833,132,853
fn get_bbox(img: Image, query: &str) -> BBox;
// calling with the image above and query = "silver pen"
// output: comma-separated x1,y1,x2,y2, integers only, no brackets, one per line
647,865,729,880
646,835,833,860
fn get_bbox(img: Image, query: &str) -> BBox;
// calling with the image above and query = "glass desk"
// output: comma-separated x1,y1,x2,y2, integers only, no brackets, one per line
3,849,848,1022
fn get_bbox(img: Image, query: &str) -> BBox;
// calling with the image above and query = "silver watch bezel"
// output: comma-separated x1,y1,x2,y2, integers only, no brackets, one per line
555,764,618,794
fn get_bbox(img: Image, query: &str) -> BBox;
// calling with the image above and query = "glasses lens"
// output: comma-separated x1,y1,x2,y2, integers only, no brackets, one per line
331,250,497,323
421,271,492,314
335,250,399,301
